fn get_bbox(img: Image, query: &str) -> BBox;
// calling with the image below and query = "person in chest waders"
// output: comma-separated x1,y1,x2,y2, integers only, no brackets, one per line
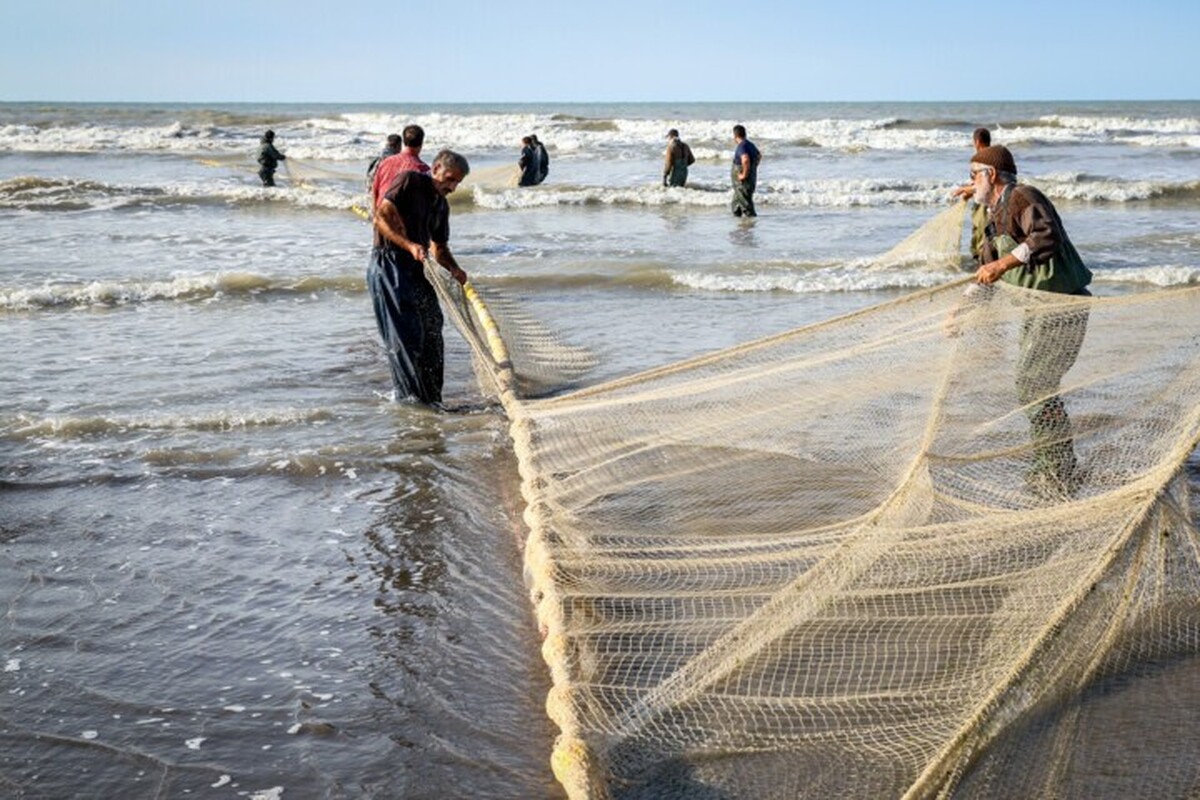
663,128,695,188
368,150,470,406
531,134,550,184
971,145,1094,500
257,130,286,187
730,124,761,217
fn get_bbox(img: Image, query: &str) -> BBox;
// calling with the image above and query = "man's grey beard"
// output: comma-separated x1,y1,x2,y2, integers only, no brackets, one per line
973,177,992,206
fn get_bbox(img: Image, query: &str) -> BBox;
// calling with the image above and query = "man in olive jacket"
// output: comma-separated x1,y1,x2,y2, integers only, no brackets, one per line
971,144,1093,499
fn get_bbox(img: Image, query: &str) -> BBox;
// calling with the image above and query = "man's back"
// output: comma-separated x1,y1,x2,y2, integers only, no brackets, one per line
372,151,431,207
535,143,549,184
380,170,447,257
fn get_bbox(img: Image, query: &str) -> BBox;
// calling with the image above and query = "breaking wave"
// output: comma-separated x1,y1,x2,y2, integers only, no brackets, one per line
0,271,364,311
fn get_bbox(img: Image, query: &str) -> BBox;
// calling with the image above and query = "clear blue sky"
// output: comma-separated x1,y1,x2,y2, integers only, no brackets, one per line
2,0,1197,103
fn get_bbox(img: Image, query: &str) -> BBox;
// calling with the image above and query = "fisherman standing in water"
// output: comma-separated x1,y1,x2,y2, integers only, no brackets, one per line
663,128,695,188
367,133,402,188
951,127,993,263
370,125,430,212
368,150,471,405
970,144,1093,499
730,124,761,217
531,134,550,185
257,130,286,187
518,136,540,187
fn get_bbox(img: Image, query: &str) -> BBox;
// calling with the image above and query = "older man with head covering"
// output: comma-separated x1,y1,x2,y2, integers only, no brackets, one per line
968,144,1093,499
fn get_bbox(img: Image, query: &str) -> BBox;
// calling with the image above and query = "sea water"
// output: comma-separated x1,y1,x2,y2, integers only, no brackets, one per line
2,101,1199,797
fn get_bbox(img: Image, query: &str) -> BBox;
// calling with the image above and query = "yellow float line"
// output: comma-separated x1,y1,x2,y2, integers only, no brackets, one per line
462,281,511,369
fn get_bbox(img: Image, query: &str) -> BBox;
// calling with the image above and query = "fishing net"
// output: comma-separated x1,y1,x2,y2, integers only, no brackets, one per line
426,205,1200,800
283,157,363,186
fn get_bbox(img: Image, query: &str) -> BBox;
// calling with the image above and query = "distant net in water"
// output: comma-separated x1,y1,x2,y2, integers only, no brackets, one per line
426,208,1200,799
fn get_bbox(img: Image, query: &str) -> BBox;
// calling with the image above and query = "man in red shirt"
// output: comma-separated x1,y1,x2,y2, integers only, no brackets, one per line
370,124,431,210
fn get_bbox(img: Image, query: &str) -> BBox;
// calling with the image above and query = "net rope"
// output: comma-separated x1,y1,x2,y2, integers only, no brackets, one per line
423,203,1200,799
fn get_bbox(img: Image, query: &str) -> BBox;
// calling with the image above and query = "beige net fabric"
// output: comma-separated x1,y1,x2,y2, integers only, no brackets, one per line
867,201,970,271
427,211,1200,799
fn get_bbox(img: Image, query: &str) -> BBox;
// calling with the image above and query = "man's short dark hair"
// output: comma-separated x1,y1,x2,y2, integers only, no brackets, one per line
733,124,746,139
386,133,402,148
433,149,470,177
402,125,425,149
522,136,532,145
973,127,991,147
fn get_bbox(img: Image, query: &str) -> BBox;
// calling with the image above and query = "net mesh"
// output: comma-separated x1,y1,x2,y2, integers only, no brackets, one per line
426,206,1200,799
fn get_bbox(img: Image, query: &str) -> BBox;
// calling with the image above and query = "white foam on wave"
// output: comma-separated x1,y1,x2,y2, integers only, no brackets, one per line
469,177,958,210
1091,265,1200,286
0,174,362,213
1,272,249,310
671,263,1200,294
1042,115,1200,135
6,408,335,439
0,270,362,311
470,184,730,210
1031,174,1200,202
5,109,1198,160
670,267,955,294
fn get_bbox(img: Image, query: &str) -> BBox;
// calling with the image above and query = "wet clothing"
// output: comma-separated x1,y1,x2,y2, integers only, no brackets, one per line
368,171,451,404
982,182,1092,494
534,142,550,184
731,139,761,216
371,151,430,208
257,139,286,187
518,145,540,187
663,138,695,187
368,246,445,404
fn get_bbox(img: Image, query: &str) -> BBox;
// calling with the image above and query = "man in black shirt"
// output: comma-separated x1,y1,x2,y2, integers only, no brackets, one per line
369,149,470,405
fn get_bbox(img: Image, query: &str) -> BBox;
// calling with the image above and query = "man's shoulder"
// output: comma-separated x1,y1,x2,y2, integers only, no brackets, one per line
1009,184,1051,213
393,169,434,191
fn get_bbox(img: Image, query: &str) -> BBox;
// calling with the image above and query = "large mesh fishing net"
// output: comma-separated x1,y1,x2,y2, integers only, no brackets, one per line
425,202,1200,799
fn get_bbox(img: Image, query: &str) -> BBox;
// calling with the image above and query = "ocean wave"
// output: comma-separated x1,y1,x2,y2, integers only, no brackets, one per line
670,262,1200,294
1091,265,1200,286
0,271,364,311
1040,115,1200,135
463,173,1200,210
670,266,959,294
0,175,364,213
3,408,336,440
1032,174,1200,203
483,268,681,292
464,177,959,210
6,108,1199,160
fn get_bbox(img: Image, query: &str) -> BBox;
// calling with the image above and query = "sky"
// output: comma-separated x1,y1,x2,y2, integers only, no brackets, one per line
2,0,1197,103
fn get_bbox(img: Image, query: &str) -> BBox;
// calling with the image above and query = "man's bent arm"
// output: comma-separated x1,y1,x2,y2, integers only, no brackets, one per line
375,200,424,261
431,242,467,285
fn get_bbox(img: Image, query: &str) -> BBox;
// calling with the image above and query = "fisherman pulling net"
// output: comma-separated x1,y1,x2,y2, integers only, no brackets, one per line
424,201,1200,800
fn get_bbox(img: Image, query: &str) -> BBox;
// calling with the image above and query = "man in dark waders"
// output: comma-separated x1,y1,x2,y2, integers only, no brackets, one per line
663,128,695,188
518,136,540,187
531,134,550,185
731,124,761,217
257,130,286,187
971,145,1093,499
368,149,470,405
